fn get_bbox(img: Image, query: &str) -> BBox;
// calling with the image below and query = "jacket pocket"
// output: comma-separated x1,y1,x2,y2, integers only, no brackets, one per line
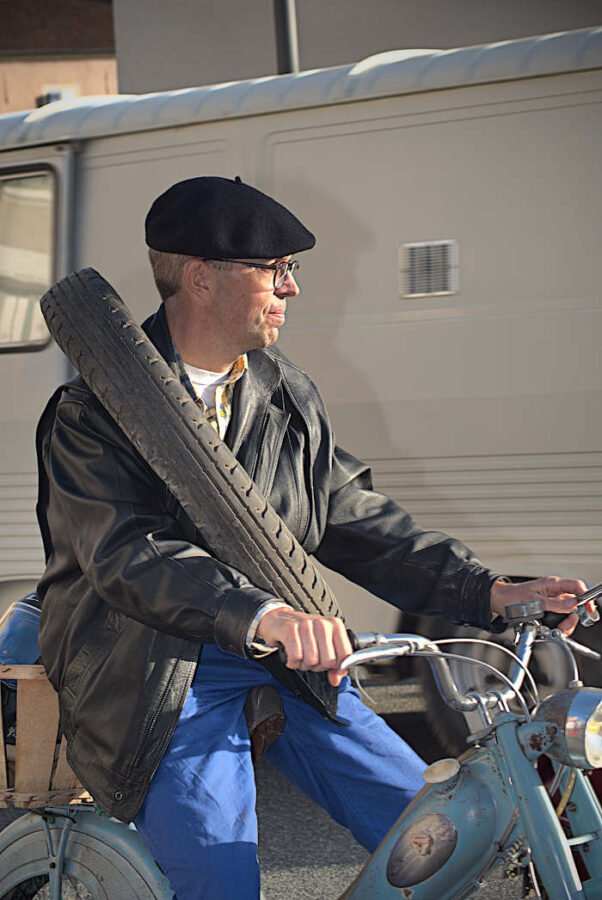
60,611,117,717
251,405,290,497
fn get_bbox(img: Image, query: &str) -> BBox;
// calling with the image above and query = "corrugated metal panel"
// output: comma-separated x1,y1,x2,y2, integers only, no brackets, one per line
0,28,600,152
368,451,602,578
0,473,44,579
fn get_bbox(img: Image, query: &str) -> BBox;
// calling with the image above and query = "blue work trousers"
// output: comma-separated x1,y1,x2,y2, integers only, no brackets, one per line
134,645,425,900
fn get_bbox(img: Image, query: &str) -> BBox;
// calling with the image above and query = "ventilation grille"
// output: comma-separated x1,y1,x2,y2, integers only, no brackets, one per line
0,473,44,579
401,240,458,297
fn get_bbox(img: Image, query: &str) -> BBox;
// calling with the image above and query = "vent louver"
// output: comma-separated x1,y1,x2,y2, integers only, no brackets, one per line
401,240,458,297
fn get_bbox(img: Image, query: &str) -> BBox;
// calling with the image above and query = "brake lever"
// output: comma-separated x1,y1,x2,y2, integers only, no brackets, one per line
541,581,602,630
562,636,601,661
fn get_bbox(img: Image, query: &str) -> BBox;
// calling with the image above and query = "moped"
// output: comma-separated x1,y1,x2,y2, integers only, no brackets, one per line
341,587,602,899
0,586,601,899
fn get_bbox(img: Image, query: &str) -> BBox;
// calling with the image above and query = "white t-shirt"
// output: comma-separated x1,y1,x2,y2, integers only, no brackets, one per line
183,362,231,410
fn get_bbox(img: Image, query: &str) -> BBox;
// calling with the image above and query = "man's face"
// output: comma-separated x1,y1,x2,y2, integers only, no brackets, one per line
209,258,300,353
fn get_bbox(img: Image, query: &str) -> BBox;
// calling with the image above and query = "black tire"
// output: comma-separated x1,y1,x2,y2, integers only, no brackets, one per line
40,268,341,621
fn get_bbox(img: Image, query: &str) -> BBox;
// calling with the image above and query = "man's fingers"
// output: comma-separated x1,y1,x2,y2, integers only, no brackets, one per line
327,615,354,685
532,577,589,635
256,608,351,675
556,612,579,636
332,622,353,663
328,669,346,687
302,616,351,672
279,622,304,668
544,593,580,614
539,576,587,598
299,617,334,670
491,576,589,625
296,619,321,667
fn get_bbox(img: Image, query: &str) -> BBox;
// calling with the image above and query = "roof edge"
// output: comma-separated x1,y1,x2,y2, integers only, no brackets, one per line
1,27,600,152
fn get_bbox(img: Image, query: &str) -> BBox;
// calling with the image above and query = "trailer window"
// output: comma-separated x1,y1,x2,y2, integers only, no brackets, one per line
0,171,54,351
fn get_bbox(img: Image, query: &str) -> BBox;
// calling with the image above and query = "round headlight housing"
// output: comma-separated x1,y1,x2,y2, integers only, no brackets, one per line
535,688,602,768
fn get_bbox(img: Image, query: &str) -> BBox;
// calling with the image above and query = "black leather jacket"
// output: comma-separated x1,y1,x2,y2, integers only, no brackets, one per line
36,305,498,821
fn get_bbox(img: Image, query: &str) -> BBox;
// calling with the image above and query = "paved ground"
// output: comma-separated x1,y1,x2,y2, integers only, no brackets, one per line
256,676,523,899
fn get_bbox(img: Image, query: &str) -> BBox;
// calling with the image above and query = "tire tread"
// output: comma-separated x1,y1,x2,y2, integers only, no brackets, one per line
40,269,341,620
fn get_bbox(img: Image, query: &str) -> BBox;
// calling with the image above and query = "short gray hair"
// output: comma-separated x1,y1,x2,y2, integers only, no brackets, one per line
148,250,237,301
147,248,195,302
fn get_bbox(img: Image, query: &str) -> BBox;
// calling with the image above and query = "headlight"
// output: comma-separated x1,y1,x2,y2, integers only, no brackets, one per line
535,688,602,768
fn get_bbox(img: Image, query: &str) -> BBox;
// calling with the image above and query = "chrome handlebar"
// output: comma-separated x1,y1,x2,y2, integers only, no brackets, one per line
341,620,596,720
342,583,601,718
340,629,533,715
252,583,601,724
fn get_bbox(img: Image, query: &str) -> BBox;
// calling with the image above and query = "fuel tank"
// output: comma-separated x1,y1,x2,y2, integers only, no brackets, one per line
342,746,518,899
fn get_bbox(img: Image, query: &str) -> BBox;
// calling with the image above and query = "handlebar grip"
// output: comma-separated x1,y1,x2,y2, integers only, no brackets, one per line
276,630,360,665
275,630,361,672
541,611,571,629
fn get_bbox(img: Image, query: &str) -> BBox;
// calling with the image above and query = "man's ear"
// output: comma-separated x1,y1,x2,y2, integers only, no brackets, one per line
182,258,211,295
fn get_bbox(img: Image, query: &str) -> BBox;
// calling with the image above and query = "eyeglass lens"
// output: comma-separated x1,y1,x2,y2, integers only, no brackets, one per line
275,260,299,288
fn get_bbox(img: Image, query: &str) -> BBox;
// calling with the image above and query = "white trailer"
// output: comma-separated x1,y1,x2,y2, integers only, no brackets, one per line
0,28,600,630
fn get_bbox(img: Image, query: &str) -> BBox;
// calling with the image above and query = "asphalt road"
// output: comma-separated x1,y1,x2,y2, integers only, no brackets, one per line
256,676,522,900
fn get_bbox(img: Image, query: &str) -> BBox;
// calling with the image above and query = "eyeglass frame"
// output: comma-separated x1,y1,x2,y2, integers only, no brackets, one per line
204,257,300,289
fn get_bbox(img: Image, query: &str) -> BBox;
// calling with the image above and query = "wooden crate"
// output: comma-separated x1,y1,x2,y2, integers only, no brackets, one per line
0,665,92,808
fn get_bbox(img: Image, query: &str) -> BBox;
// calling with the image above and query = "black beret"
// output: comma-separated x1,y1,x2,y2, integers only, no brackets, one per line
145,176,315,258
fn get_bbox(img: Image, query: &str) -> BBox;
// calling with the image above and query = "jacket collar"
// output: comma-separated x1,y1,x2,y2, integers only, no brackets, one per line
142,304,179,375
142,304,283,455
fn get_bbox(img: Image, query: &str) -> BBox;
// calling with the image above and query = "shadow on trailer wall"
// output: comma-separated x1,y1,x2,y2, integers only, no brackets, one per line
0,27,600,668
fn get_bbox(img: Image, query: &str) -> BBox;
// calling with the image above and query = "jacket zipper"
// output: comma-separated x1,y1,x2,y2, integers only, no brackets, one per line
250,411,270,483
278,380,314,545
131,659,187,769
143,660,197,784
298,503,311,546
285,434,310,545
255,406,310,545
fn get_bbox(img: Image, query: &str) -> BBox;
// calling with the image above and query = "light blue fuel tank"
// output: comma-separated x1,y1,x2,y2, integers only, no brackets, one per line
343,746,518,899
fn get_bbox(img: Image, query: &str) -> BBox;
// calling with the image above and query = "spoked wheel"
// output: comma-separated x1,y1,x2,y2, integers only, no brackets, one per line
0,809,173,899
523,864,550,899
6,876,90,900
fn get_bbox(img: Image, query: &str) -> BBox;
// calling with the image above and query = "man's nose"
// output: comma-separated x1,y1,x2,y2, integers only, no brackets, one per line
275,271,300,298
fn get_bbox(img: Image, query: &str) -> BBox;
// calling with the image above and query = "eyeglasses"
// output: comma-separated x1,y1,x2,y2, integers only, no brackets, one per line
205,258,300,289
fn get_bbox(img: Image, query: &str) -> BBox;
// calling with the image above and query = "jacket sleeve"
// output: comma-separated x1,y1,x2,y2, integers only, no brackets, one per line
314,444,500,630
38,392,275,655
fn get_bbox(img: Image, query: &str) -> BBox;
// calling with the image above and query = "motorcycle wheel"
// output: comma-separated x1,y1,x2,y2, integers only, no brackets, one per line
39,268,340,620
0,810,172,900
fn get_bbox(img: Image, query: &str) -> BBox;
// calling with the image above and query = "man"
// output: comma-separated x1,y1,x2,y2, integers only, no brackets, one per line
36,176,585,899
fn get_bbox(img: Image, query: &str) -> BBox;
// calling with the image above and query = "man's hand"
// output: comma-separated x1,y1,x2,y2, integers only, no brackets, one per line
256,607,353,687
490,575,590,635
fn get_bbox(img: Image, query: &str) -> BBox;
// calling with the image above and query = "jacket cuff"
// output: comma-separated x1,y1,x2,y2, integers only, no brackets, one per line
214,586,276,656
245,600,289,645
459,566,506,631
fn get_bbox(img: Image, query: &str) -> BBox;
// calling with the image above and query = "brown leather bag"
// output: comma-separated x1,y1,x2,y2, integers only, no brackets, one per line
244,685,285,762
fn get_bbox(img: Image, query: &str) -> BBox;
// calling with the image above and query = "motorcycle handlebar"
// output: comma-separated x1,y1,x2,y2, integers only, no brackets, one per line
542,581,602,629
255,588,600,718
342,625,545,716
